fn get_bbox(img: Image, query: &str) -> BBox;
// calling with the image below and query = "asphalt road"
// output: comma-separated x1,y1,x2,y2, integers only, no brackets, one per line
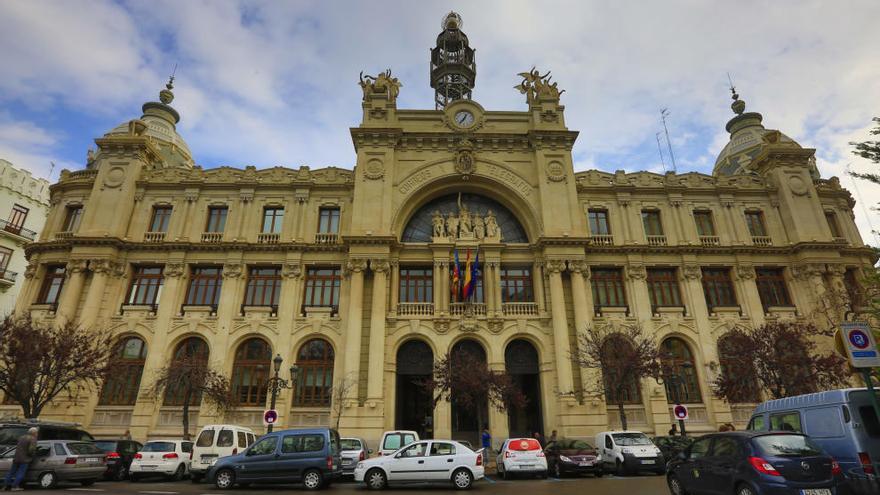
9,473,669,494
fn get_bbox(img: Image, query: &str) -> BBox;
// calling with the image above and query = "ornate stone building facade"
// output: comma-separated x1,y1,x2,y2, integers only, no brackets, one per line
4,14,874,445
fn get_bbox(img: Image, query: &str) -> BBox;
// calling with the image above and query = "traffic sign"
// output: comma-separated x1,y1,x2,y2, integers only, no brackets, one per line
841,322,880,368
673,404,689,421
263,409,278,426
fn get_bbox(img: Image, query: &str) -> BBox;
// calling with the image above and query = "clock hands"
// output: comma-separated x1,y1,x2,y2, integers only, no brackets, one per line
457,113,468,124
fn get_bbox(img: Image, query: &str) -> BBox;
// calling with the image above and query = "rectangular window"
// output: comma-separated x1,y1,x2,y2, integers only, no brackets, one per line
769,412,802,433
244,266,282,306
702,267,737,308
745,211,767,237
588,209,610,235
303,267,341,308
647,268,682,308
149,206,173,232
399,267,433,303
185,267,223,306
7,204,28,230
641,209,663,236
262,207,284,234
38,265,66,305
591,267,627,307
755,268,791,308
825,211,842,238
693,211,716,236
205,206,228,233
0,247,11,272
63,205,83,232
318,207,340,233
127,266,164,305
500,267,534,302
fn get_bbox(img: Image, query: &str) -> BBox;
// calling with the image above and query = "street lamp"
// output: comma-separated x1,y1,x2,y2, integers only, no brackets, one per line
267,353,298,434
659,361,692,437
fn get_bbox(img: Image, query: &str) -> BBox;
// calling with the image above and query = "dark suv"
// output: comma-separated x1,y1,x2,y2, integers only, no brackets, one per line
94,439,143,481
0,420,93,449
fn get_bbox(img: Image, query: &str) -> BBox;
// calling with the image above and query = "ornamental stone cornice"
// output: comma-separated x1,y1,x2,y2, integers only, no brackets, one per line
527,130,579,150
826,264,847,277
350,128,403,151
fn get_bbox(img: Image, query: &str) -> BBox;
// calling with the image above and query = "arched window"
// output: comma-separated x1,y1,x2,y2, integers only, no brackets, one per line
99,337,148,406
717,332,761,403
231,338,272,407
601,334,642,405
164,337,210,406
294,339,334,407
401,193,528,243
660,338,702,403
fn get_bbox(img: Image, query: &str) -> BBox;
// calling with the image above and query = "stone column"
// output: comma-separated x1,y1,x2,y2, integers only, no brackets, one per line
177,190,198,241
494,261,503,316
17,262,40,313
546,260,575,395
626,264,651,320
734,265,764,323
681,265,709,320
440,261,449,314
367,260,389,400
567,261,592,337
276,262,304,428
533,261,546,314
389,261,399,316
78,260,120,329
342,259,367,382
56,259,89,324
433,259,443,311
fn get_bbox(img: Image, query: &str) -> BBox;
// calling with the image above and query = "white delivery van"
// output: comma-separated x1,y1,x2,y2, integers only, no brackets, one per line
189,424,256,482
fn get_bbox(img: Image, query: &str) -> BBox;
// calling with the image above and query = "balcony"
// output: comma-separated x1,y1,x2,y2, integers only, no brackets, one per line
450,302,487,316
699,235,720,246
257,232,280,244
314,232,338,244
646,235,667,246
594,305,629,317
751,235,772,247
0,219,36,241
590,234,613,246
144,232,166,243
54,231,74,240
397,302,434,317
201,232,223,243
501,302,539,317
0,269,16,285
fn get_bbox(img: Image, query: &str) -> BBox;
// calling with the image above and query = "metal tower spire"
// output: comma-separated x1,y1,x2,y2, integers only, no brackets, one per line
430,12,476,109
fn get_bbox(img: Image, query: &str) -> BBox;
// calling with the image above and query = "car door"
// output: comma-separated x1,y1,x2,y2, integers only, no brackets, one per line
678,436,713,494
236,435,279,481
701,436,741,495
425,441,457,480
601,434,615,469
387,442,428,481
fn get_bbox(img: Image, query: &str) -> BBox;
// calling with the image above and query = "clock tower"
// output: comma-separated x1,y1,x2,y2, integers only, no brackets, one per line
430,12,476,109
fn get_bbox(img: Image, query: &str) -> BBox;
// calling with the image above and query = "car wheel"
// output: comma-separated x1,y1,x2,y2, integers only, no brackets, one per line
302,469,324,491
736,484,757,495
38,471,58,489
171,463,186,481
81,479,96,486
553,462,562,478
667,474,688,495
114,465,128,481
452,468,473,490
214,469,235,490
366,468,387,490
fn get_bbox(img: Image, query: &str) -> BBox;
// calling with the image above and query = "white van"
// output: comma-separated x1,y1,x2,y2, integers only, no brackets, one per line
189,425,256,482
377,430,419,456
595,430,665,476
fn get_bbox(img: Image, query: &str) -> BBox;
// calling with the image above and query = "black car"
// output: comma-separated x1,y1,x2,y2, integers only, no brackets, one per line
0,420,93,449
94,439,143,481
544,439,603,478
667,431,845,495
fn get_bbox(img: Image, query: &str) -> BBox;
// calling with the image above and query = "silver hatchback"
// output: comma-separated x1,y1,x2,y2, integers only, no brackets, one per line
0,440,106,489
340,437,370,476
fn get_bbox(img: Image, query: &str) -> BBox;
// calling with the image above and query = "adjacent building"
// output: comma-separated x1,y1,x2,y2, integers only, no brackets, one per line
3,13,874,445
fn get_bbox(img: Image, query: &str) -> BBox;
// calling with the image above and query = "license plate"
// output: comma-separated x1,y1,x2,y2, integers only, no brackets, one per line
518,464,534,468
86,458,99,463
800,490,831,495
141,465,156,470
342,460,353,465
578,462,593,467
641,460,656,465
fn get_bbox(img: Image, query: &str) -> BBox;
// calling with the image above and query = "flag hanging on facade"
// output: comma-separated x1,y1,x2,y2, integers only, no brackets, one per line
469,249,480,300
462,249,473,300
452,248,461,302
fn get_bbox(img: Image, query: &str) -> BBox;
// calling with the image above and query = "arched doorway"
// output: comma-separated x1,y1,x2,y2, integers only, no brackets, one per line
450,339,488,446
395,340,434,438
505,339,542,438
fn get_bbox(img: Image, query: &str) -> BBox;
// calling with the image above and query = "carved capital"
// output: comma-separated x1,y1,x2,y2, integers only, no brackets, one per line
24,263,37,279
567,260,590,277
371,259,390,273
282,263,303,279
110,262,127,278
222,263,243,279
683,265,702,280
66,259,89,275
720,199,735,208
345,258,368,275
164,262,185,278
90,259,112,274
184,189,199,202
826,264,846,277
545,259,566,274
792,263,825,281
627,264,647,280
735,265,756,280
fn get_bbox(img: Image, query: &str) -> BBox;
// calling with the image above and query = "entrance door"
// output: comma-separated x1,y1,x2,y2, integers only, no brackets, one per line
506,339,543,438
395,340,434,438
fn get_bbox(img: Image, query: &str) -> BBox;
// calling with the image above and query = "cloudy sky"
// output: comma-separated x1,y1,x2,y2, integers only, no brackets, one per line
1,0,878,243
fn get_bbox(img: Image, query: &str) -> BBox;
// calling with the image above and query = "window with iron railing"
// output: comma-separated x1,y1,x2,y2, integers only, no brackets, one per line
262,207,284,234
127,266,164,306
7,204,28,232
38,265,66,305
591,268,627,307
0,247,11,274
647,268,683,308
500,267,533,302
661,337,703,403
400,267,433,303
303,268,341,308
701,267,737,308
149,206,173,233
244,266,282,307
755,268,791,308
184,267,223,307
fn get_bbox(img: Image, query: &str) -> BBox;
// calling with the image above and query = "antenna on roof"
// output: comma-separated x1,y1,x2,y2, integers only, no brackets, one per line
655,132,667,173
660,108,677,172
727,72,736,95
49,161,56,181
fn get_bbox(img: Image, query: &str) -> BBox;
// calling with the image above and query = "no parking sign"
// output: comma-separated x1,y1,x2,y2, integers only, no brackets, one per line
673,404,689,421
263,409,279,426
841,322,880,368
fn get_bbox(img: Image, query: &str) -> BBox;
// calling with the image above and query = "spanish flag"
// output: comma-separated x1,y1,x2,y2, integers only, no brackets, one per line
462,249,473,300
451,249,461,302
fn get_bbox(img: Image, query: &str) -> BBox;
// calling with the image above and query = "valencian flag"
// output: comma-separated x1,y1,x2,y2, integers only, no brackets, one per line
462,249,480,301
451,249,461,302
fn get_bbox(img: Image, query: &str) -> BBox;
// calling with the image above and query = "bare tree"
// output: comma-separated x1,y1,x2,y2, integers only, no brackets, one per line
0,315,116,418
329,373,358,431
572,323,660,431
150,355,235,440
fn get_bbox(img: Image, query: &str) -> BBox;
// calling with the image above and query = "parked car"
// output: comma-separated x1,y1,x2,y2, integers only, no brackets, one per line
0,440,106,489
596,430,665,475
207,427,341,490
667,431,845,495
129,439,193,481
93,439,142,481
190,424,256,483
0,420,93,449
378,430,419,456
496,437,548,479
748,387,880,493
652,435,694,465
340,437,370,477
354,439,483,490
544,438,603,478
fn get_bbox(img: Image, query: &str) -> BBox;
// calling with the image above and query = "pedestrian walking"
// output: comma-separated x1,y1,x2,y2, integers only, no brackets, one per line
548,430,558,444
481,425,492,465
533,431,546,448
3,427,37,491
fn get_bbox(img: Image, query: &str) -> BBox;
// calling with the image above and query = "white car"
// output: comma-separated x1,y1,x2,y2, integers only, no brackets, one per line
595,431,665,476
496,437,547,479
354,439,484,490
190,425,255,482
129,439,194,481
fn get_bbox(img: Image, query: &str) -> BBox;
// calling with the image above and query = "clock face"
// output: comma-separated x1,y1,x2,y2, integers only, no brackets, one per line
454,110,475,128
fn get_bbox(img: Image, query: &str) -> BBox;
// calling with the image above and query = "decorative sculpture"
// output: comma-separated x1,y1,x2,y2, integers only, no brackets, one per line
458,203,472,235
359,69,402,102
473,213,486,239
432,210,445,237
485,210,499,238
445,212,459,239
515,66,565,105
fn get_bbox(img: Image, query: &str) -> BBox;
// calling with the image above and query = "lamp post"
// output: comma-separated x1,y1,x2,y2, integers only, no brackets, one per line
661,362,692,437
267,353,298,434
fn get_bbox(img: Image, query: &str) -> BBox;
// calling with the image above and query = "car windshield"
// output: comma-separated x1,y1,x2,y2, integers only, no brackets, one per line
559,440,593,450
754,435,822,457
93,441,117,452
196,430,214,447
340,439,362,451
67,442,104,455
611,433,653,446
141,442,175,452
0,426,28,446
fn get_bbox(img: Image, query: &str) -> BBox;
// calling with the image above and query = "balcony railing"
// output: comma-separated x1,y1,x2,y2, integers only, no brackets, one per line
201,232,223,243
502,302,539,317
0,269,17,283
699,235,720,246
594,305,630,317
397,302,434,317
54,231,74,240
646,235,667,246
0,219,36,241
450,302,487,316
590,234,613,246
314,232,338,244
257,232,280,244
751,235,772,247
144,232,166,243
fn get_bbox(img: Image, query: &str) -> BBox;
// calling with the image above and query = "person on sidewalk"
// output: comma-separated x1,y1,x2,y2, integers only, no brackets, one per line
3,427,37,491
480,425,492,465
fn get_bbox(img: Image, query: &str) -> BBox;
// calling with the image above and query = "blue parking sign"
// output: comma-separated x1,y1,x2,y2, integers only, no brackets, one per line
841,322,880,368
